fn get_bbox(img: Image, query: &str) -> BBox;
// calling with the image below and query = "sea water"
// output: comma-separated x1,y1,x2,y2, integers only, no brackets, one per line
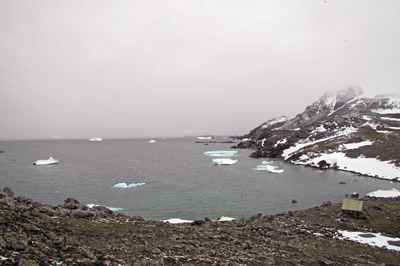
0,138,399,220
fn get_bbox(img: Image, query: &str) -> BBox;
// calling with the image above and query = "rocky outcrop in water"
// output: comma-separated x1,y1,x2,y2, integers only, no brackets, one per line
1,187,400,265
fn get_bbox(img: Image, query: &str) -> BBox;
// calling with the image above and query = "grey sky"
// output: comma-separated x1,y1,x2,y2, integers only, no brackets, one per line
1,0,399,140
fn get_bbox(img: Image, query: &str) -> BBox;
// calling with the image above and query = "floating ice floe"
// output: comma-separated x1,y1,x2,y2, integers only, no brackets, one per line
337,230,400,251
366,188,400,198
252,164,284,173
149,140,156,143
197,136,212,140
212,158,238,166
87,204,124,211
261,160,272,165
112,182,146,188
88,137,103,142
203,151,240,157
33,157,59,166
242,138,251,141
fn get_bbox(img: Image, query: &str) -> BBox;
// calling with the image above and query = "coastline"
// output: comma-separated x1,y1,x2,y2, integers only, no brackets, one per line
1,187,400,265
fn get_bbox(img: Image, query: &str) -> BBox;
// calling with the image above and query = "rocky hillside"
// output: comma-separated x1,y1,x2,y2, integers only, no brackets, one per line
234,87,400,180
1,187,400,265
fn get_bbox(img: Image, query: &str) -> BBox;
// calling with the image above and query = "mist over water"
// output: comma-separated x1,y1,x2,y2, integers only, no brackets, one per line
0,138,398,220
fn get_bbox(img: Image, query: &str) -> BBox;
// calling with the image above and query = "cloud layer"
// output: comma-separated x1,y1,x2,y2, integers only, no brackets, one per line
1,0,399,139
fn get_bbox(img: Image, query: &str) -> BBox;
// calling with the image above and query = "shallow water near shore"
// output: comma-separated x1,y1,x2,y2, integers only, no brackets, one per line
0,138,399,220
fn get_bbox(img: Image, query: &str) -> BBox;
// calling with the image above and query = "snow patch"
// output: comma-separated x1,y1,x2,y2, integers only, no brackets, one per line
282,126,357,160
341,140,374,150
366,188,400,198
217,216,236,222
381,117,400,122
338,230,400,251
163,218,193,224
261,138,266,147
261,116,288,129
294,152,400,180
274,138,287,147
371,109,400,115
315,124,327,132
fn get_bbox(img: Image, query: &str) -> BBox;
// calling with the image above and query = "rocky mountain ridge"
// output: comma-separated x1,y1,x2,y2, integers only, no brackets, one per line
234,87,400,179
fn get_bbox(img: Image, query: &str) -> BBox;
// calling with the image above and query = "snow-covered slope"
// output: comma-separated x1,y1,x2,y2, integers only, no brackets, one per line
235,87,400,180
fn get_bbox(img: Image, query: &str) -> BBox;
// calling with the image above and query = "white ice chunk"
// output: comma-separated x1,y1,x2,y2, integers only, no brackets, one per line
252,164,284,173
197,136,212,140
212,158,238,166
88,137,103,141
112,182,146,188
366,188,400,198
149,140,156,143
203,151,239,157
33,157,59,166
261,160,272,165
162,218,193,224
242,138,251,141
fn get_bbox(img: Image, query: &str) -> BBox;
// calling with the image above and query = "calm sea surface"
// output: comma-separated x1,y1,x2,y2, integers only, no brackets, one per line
0,138,399,220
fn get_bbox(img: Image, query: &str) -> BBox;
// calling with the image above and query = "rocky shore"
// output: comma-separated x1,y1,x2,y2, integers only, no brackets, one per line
1,187,400,265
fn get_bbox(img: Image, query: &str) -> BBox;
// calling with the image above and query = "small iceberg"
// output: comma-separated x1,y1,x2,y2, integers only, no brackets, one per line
197,136,213,140
261,160,272,165
88,137,103,142
203,151,240,157
33,157,59,166
252,164,284,173
149,140,156,143
212,158,238,166
112,182,146,188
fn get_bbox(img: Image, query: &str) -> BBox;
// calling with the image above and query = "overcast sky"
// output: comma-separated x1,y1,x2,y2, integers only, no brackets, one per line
0,0,399,140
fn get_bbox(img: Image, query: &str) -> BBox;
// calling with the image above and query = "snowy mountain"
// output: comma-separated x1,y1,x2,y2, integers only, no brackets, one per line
235,87,400,180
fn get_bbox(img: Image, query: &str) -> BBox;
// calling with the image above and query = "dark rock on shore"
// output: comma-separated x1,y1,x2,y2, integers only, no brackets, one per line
1,187,400,265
